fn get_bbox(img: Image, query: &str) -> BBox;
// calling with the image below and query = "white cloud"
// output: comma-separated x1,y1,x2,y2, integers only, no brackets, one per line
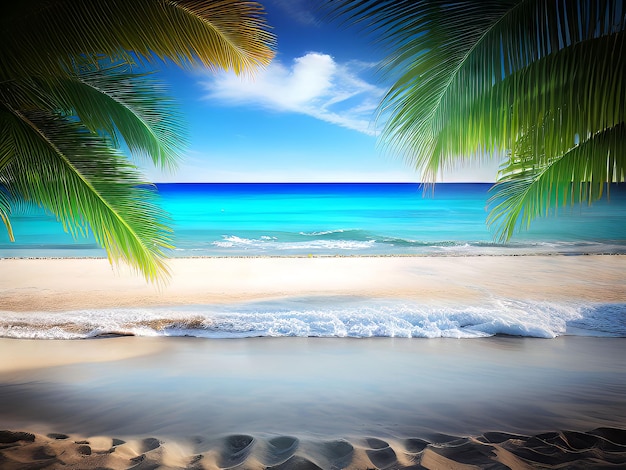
201,52,384,136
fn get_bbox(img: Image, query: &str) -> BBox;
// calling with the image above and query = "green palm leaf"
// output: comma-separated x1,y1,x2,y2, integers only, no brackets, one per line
69,63,184,169
0,189,12,242
331,0,623,171
427,30,626,167
3,60,185,170
488,123,626,241
1,107,172,282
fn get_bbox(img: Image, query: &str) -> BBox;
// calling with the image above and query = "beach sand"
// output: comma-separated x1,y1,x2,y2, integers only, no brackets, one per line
1,255,626,469
2,255,626,311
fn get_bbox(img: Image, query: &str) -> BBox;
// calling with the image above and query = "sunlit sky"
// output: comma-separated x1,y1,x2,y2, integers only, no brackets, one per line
141,0,501,183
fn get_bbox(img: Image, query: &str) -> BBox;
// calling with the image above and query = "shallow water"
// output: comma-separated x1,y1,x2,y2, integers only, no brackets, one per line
1,336,625,442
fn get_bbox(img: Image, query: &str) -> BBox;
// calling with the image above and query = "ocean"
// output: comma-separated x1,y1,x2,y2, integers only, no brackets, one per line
1,182,625,340
2,182,626,257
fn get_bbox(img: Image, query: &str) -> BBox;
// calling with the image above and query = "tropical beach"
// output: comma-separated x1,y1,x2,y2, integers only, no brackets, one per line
2,0,626,468
1,254,626,468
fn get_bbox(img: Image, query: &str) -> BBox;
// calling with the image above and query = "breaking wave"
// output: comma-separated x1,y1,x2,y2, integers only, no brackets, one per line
2,298,624,340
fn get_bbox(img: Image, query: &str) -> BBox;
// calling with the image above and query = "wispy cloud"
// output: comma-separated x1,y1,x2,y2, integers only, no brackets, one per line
201,52,384,135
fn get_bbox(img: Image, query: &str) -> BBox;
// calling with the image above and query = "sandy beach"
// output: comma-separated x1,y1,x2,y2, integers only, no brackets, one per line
2,255,626,311
1,255,626,469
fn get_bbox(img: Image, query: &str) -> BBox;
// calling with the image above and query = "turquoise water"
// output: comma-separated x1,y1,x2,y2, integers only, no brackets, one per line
1,183,625,257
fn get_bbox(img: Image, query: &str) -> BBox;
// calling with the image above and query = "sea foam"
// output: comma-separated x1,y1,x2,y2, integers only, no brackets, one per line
212,235,376,252
1,298,624,340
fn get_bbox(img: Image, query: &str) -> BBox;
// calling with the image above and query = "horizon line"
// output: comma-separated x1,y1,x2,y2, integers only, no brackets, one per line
151,181,496,184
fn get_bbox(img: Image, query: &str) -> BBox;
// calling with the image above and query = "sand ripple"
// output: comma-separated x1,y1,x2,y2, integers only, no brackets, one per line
1,428,625,469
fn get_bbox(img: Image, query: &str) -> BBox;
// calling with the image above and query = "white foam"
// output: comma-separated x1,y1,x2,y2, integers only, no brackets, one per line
1,299,624,340
212,235,257,248
275,240,375,251
211,235,376,251
299,229,348,236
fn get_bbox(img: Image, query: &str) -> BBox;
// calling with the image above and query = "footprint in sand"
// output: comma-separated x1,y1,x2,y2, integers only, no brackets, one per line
365,437,398,469
402,437,429,454
140,437,161,453
261,436,299,466
218,434,255,469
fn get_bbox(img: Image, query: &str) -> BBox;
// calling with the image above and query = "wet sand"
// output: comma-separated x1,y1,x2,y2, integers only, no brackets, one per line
1,336,626,468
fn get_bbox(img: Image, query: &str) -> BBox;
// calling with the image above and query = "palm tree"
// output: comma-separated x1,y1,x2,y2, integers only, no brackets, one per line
0,0,274,281
329,0,625,240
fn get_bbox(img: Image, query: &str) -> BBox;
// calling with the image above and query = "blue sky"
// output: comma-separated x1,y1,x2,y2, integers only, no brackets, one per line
142,0,500,183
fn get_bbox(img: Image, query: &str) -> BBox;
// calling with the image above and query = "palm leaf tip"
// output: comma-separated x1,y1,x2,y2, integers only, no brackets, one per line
488,123,626,241
0,198,14,242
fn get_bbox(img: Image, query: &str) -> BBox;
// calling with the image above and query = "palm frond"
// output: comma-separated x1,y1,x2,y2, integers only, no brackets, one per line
0,183,13,242
0,112,15,240
1,0,275,81
487,123,626,241
2,60,185,170
329,0,626,180
70,68,184,170
426,30,626,176
2,107,173,282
